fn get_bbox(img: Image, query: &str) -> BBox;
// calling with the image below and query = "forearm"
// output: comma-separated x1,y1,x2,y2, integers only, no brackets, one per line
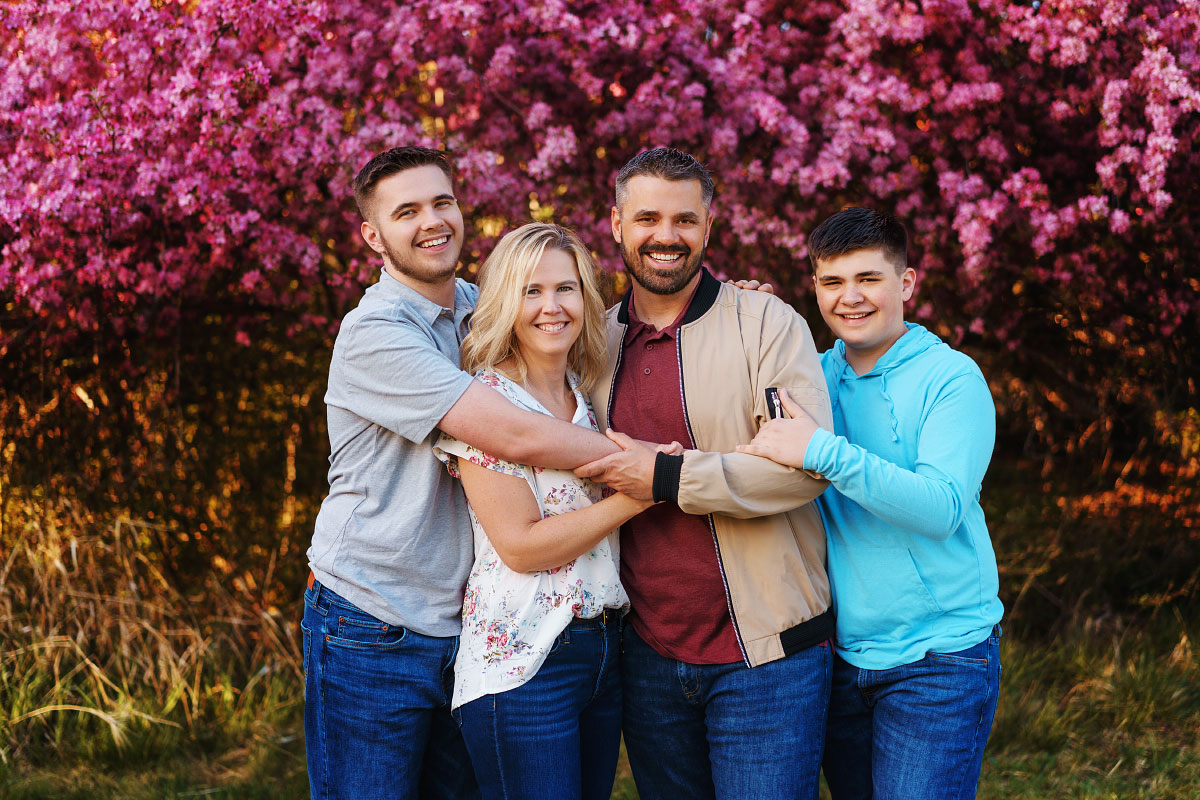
804,374,995,541
497,493,649,573
804,430,968,540
662,450,828,519
439,381,618,468
660,298,832,519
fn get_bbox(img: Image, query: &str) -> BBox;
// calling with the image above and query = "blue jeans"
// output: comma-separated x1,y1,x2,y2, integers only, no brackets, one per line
454,610,622,800
823,625,1003,800
302,579,479,800
620,624,832,800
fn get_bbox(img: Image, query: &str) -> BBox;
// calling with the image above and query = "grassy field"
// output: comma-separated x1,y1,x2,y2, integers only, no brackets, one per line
2,617,1196,798
2,463,1197,798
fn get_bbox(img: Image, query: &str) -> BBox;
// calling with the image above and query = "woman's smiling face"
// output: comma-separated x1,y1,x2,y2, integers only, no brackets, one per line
513,247,585,364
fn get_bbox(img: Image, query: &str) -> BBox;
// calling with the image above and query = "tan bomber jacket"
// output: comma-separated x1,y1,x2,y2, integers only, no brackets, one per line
592,269,835,667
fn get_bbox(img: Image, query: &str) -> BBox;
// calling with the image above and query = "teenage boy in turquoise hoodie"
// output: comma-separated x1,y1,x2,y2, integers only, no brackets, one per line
738,207,1004,800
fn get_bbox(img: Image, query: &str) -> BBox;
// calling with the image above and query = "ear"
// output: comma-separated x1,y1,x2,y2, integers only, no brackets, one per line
610,206,622,243
900,267,916,301
361,219,385,256
703,208,715,247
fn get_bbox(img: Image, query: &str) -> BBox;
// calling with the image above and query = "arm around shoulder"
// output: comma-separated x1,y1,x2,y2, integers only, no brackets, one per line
439,380,618,469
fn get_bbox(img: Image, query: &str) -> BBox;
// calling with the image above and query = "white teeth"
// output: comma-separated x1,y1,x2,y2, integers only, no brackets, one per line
648,252,681,262
536,322,566,332
418,236,449,249
842,312,871,319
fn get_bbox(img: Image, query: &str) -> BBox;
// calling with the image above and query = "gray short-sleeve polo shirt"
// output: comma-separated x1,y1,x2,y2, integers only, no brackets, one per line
308,271,479,636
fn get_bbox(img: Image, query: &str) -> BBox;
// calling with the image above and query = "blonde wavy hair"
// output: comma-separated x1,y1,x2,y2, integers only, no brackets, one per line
461,223,607,393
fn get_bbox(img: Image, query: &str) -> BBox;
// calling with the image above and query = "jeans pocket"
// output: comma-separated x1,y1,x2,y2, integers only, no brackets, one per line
927,638,990,666
323,604,409,651
546,626,570,658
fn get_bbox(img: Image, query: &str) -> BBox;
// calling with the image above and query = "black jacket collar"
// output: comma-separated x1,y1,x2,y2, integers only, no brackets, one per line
615,267,721,326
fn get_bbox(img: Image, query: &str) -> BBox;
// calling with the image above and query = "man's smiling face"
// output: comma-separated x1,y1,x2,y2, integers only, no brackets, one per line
611,175,713,296
360,164,464,286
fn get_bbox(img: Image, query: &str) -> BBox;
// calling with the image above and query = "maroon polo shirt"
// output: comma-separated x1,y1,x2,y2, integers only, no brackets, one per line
609,289,743,665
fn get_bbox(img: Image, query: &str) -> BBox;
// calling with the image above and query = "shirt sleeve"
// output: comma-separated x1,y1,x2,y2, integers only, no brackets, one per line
433,432,528,481
334,310,474,443
803,371,996,541
670,297,833,519
432,371,532,480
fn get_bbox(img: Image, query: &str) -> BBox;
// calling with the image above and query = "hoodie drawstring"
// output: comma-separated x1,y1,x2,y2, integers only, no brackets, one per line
878,371,900,441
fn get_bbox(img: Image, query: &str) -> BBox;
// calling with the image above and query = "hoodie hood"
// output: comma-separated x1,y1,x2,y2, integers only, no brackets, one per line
824,323,944,441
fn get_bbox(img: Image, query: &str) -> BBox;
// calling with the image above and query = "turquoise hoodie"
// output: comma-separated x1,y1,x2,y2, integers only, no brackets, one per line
804,323,1003,670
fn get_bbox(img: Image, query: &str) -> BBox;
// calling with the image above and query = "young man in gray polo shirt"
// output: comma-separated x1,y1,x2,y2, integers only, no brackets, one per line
301,147,621,800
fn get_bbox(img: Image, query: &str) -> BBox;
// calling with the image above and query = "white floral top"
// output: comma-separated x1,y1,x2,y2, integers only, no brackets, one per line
434,369,628,709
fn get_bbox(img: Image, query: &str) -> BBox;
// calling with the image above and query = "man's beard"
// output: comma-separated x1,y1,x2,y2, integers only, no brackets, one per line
380,233,459,285
621,240,705,296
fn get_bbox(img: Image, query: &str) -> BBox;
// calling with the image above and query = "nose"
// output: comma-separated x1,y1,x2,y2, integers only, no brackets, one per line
417,207,444,229
843,283,864,304
650,220,681,244
539,291,562,314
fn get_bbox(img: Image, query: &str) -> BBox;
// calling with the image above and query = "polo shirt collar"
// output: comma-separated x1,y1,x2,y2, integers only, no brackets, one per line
378,269,470,326
624,272,705,344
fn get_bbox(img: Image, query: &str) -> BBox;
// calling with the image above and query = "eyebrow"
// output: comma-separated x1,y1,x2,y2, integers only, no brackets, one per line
631,208,700,221
817,270,884,283
389,193,456,219
527,279,580,288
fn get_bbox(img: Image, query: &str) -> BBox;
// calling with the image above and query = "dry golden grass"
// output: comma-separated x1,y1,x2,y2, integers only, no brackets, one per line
0,491,303,768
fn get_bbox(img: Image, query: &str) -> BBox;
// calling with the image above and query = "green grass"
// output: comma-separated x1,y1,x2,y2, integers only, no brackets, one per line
3,611,1195,799
978,610,1199,799
3,457,1197,800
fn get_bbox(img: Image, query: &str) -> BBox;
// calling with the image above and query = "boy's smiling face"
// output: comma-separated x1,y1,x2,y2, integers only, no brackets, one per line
813,248,916,373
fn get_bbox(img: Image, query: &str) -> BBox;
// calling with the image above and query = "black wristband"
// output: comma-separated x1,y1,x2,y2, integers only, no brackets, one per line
652,452,684,503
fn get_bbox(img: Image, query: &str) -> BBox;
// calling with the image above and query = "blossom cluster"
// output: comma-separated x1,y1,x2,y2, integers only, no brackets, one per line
1,0,1197,354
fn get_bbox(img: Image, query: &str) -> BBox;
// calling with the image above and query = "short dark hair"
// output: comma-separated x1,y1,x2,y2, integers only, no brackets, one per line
615,147,715,209
807,207,908,273
352,146,454,218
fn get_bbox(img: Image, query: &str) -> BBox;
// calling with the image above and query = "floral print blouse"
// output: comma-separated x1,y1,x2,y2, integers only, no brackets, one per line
434,369,628,710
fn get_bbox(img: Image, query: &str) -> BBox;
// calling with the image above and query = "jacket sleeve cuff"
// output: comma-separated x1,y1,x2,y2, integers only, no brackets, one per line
653,452,684,503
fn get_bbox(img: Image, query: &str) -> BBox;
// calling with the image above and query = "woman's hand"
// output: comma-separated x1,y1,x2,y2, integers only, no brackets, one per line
655,440,685,456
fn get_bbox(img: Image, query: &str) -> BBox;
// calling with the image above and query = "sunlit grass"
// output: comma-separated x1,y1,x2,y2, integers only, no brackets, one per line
0,492,305,795
2,475,1196,798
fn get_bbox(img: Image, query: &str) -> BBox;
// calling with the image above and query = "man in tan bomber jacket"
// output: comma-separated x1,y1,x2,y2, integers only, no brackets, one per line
575,147,835,800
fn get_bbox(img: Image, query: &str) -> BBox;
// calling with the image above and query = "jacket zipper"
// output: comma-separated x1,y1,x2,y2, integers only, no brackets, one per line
675,328,751,667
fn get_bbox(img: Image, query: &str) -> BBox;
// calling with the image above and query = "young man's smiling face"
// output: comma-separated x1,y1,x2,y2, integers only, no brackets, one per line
360,164,464,287
611,175,713,296
813,248,916,373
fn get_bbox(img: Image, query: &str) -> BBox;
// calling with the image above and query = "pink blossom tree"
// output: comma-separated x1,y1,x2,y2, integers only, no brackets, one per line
2,0,1197,472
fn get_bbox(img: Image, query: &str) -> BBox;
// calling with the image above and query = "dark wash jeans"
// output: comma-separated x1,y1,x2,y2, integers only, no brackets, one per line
620,623,833,800
823,624,1003,800
302,578,479,800
454,611,622,800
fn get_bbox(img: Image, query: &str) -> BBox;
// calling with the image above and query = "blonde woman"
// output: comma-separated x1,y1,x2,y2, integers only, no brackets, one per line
435,223,660,800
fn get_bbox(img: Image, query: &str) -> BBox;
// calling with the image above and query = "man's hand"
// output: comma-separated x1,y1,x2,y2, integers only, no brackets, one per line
735,388,820,469
727,279,775,294
574,429,660,501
